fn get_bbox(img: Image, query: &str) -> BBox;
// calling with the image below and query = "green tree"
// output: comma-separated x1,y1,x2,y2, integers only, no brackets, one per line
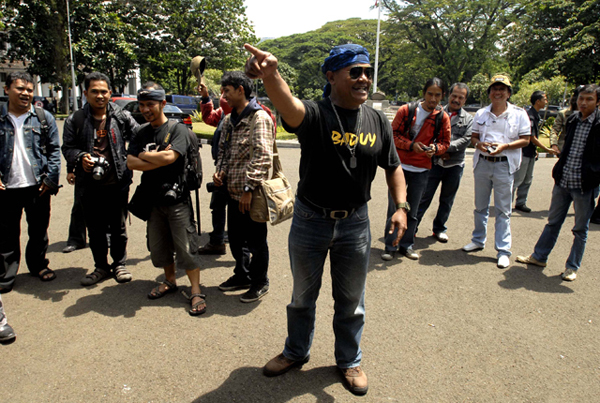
1,0,71,109
506,0,600,84
382,0,525,85
137,0,257,94
261,19,380,100
511,76,572,107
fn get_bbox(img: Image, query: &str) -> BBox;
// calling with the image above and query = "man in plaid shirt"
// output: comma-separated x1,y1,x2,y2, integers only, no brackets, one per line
517,84,600,281
213,71,274,303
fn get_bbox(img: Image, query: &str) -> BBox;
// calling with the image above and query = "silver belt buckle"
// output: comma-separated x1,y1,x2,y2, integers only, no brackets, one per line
330,210,349,219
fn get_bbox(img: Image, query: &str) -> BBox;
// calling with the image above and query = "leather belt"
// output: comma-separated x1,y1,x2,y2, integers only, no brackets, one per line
299,196,355,220
479,154,508,162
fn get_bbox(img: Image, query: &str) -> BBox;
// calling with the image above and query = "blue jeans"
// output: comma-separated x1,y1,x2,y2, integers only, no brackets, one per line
532,185,599,271
417,163,464,234
283,198,370,368
512,156,535,207
471,159,513,257
385,169,429,252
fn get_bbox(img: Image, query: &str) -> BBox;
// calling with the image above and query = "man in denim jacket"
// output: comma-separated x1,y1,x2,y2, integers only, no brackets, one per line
0,71,61,292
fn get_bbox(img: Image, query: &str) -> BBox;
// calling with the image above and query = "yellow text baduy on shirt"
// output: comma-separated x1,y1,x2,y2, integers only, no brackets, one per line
331,131,377,147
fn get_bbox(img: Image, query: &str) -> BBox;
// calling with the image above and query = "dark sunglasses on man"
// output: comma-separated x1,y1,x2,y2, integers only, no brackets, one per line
348,66,374,80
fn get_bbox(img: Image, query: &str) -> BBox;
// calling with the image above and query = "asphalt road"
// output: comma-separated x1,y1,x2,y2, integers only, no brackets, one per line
1,120,599,402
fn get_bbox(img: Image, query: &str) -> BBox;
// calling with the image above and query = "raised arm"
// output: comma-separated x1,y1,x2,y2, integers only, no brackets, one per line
244,44,305,129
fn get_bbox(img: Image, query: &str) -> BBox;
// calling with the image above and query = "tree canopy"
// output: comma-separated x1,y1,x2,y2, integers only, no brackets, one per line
0,0,256,99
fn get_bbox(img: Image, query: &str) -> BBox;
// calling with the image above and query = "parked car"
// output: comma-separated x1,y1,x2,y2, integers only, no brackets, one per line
111,97,137,108
122,101,193,128
539,105,560,119
165,94,198,115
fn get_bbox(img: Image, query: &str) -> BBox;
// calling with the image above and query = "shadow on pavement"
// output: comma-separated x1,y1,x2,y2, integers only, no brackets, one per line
12,267,90,302
194,365,340,403
498,266,574,294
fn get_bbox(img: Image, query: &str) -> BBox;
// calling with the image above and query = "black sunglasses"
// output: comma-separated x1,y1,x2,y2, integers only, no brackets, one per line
348,66,374,80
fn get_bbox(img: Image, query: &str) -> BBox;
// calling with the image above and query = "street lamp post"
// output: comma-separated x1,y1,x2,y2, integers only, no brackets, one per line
66,0,78,113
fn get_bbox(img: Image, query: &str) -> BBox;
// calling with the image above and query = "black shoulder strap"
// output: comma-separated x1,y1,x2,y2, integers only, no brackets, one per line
405,102,418,139
34,107,49,155
161,119,179,147
432,109,444,143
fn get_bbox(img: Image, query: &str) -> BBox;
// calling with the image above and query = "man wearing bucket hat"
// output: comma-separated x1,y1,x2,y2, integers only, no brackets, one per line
244,43,408,395
462,75,531,269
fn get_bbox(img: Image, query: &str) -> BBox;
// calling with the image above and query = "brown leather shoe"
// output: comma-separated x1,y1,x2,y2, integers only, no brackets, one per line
340,366,368,395
197,243,226,255
263,353,309,377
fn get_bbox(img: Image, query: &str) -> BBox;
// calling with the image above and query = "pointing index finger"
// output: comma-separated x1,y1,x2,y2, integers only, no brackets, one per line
244,43,261,57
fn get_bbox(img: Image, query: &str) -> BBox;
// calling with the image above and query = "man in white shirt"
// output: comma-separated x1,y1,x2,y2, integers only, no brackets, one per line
0,72,61,292
462,75,530,269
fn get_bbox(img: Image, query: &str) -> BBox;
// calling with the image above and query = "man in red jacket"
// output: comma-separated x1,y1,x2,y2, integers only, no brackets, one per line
382,78,451,261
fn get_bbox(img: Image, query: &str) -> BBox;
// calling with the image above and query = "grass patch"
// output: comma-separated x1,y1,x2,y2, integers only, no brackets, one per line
192,122,297,141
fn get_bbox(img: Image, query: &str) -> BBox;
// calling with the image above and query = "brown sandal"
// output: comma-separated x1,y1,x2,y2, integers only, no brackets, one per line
182,290,207,316
147,280,178,300
38,268,56,282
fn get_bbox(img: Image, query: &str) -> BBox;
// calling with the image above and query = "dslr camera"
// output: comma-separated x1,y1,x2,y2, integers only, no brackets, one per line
89,156,110,180
162,183,182,201
206,182,218,193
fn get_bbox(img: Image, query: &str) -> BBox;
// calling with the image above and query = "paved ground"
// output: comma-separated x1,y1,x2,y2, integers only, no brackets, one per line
2,126,600,402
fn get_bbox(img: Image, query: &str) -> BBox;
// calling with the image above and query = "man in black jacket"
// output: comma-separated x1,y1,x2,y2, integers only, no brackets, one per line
62,72,139,286
517,84,600,281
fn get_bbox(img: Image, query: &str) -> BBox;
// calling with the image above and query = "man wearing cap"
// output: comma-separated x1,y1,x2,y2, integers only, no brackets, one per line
127,82,205,316
517,84,600,281
244,43,408,396
462,75,530,269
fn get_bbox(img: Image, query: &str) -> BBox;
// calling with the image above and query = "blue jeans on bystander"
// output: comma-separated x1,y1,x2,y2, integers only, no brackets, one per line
532,185,599,271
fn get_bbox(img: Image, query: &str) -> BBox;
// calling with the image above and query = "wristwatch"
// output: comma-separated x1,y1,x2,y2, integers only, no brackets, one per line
396,201,411,212
243,185,253,193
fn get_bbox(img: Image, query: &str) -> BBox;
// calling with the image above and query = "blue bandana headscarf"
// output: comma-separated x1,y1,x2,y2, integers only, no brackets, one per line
137,88,166,101
321,44,370,98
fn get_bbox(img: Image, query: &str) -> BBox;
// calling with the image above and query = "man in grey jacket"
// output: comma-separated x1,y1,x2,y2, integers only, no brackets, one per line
416,83,473,242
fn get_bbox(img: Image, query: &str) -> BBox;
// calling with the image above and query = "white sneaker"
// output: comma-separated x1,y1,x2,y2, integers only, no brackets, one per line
497,255,510,268
462,242,483,252
434,232,449,243
403,248,419,260
561,268,577,281
381,251,395,261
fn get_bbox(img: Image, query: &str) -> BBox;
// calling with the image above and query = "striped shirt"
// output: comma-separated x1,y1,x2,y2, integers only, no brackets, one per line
559,110,597,189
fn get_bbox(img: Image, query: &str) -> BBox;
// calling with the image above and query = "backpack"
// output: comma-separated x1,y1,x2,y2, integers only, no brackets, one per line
164,120,203,191
34,106,50,156
404,101,444,143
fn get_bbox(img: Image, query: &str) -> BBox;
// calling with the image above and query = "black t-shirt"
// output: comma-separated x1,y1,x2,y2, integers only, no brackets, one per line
127,121,189,204
523,107,540,158
282,99,400,209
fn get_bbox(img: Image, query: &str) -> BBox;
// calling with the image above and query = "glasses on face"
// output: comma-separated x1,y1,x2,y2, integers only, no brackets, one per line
348,66,374,80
